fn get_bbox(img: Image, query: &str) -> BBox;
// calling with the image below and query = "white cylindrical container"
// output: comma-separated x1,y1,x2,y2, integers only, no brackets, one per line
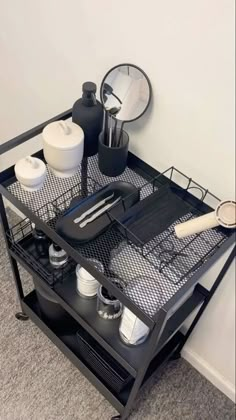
119,276,163,345
76,259,104,298
43,120,84,178
14,156,46,191
119,307,150,345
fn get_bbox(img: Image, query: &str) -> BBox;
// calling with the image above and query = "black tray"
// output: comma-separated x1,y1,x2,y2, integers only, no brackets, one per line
55,181,140,244
118,184,194,245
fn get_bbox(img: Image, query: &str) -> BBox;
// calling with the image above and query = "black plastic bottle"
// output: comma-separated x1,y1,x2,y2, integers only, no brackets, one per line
72,82,104,157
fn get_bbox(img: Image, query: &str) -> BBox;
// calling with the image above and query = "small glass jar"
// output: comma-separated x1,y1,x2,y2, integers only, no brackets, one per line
49,243,68,269
76,258,104,298
32,223,49,257
97,278,124,320
32,223,46,240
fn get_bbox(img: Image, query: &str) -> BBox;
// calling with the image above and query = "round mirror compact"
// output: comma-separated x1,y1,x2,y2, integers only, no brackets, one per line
100,64,152,122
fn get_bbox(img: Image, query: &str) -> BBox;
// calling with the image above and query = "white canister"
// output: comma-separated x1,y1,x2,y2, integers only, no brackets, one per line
76,259,104,298
43,120,84,178
119,307,150,345
119,276,163,345
14,156,46,192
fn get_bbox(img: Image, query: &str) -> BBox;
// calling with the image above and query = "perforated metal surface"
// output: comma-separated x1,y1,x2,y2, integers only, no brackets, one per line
7,156,148,215
7,156,229,319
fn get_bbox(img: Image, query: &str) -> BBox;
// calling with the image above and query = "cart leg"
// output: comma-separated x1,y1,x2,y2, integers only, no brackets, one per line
120,311,168,420
173,245,236,356
0,195,25,311
169,351,181,361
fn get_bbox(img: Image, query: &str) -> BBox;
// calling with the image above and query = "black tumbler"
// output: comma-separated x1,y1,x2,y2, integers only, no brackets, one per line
98,129,129,177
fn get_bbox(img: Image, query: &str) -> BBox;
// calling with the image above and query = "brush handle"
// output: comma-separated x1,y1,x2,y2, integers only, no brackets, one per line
117,121,125,147
175,211,219,238
104,110,109,145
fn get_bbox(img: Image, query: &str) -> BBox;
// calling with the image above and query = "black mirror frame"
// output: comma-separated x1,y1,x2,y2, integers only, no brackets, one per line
100,63,152,123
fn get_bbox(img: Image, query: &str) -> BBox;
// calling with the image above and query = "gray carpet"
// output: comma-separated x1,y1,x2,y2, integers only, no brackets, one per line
0,211,235,420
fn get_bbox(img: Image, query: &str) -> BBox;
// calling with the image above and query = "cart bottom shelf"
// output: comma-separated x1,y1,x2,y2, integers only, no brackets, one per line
22,291,130,414
21,291,185,417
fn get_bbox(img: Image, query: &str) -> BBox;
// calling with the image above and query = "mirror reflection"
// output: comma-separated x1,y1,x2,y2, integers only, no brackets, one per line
100,64,151,122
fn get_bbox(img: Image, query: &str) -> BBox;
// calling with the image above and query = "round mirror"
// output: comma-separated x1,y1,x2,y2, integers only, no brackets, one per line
100,64,152,122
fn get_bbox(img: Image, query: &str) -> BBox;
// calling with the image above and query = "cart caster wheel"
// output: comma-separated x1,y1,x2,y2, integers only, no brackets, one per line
111,416,121,419
170,351,181,361
15,312,29,321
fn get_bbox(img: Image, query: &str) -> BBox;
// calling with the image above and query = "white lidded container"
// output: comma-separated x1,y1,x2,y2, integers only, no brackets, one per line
43,120,84,178
119,307,150,345
76,259,104,298
119,276,163,345
15,156,46,191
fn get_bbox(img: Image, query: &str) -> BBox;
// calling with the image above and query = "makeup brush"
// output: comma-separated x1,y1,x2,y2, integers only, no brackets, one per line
105,106,121,147
109,114,113,147
104,109,109,146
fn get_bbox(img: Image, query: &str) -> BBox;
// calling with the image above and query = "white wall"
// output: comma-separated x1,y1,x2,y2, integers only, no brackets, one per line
0,0,235,401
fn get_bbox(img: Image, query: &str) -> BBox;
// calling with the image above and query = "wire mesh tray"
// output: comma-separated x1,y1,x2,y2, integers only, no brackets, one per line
7,216,76,286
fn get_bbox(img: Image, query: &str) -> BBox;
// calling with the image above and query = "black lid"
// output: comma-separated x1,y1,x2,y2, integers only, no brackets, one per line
53,243,62,252
82,81,97,94
35,227,44,235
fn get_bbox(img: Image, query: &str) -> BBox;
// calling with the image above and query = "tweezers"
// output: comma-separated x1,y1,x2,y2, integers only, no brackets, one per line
79,196,121,228
74,193,114,224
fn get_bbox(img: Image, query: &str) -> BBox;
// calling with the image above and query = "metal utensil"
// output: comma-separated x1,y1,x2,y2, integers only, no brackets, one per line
74,193,115,224
158,239,188,272
79,196,121,228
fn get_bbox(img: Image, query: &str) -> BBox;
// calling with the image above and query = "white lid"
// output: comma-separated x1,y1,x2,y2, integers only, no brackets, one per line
78,267,95,281
42,120,84,150
15,157,46,180
77,259,104,281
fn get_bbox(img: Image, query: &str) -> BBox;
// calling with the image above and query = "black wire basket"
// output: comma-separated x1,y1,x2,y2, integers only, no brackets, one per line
6,213,76,287
108,167,228,285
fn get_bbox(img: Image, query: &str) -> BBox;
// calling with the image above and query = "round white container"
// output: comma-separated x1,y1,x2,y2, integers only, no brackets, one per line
43,120,84,178
119,307,150,345
119,276,163,345
15,156,46,192
76,259,104,298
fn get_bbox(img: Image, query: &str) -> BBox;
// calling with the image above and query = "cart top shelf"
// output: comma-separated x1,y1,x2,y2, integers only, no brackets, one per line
1,151,234,327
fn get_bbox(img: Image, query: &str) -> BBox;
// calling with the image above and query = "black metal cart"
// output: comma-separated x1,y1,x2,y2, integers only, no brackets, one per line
0,109,235,420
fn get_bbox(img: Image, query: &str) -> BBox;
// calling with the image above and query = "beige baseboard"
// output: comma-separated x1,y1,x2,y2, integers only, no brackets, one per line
182,346,235,403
